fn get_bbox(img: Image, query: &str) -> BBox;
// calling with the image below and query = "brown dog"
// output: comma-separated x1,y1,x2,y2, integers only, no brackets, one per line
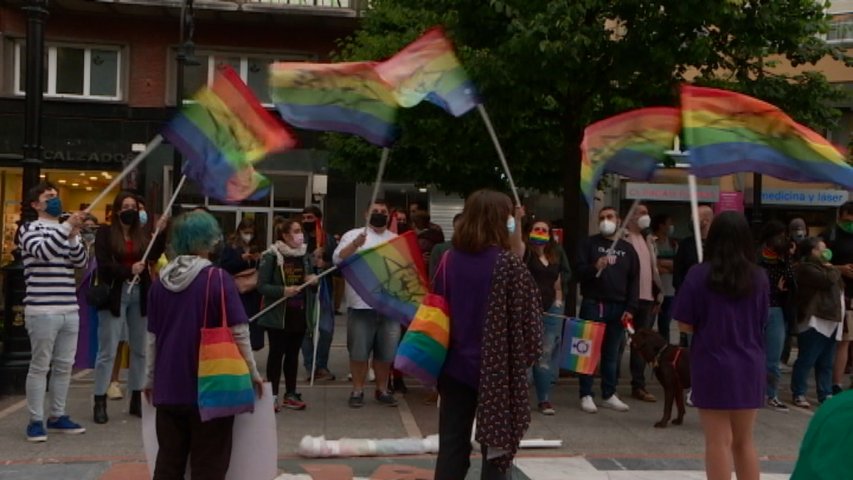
631,328,691,428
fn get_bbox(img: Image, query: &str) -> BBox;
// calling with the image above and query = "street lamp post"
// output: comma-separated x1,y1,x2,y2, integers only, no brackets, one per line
172,0,195,207
21,0,48,199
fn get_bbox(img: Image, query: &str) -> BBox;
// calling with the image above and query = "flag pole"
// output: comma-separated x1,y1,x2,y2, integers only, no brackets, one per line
688,174,703,263
309,283,322,387
477,104,521,206
365,147,391,231
85,135,163,214
248,266,338,323
127,174,188,292
595,198,640,278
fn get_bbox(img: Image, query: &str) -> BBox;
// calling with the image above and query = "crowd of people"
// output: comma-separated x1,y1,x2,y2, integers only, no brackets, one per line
15,178,853,479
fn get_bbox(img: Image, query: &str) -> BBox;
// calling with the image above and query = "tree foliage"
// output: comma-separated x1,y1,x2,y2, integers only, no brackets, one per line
326,0,850,196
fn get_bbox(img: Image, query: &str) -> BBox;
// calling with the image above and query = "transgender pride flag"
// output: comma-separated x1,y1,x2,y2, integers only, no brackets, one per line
560,317,605,375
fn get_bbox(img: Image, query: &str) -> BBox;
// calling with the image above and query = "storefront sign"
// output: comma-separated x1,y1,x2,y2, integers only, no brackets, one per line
43,150,132,164
715,191,744,214
761,188,849,207
625,182,720,202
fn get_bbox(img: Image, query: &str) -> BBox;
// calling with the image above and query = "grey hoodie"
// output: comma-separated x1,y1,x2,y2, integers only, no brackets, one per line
159,255,212,292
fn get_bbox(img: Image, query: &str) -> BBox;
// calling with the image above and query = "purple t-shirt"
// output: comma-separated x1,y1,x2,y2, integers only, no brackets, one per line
434,246,500,389
671,263,769,409
147,266,249,406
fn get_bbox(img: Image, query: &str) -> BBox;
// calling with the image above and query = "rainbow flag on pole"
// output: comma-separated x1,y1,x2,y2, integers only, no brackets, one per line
560,318,605,375
375,27,480,117
339,231,429,325
580,107,681,206
162,66,295,203
681,85,853,187
269,61,399,147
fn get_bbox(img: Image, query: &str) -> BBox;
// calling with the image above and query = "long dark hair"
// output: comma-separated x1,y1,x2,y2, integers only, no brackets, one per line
525,219,558,264
453,189,512,253
705,211,756,298
108,191,146,257
229,217,258,249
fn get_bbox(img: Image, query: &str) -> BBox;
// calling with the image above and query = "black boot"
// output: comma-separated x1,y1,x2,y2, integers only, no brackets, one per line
93,395,108,424
129,390,142,418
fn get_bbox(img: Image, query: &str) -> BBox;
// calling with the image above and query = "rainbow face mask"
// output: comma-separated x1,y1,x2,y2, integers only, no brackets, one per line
529,231,550,246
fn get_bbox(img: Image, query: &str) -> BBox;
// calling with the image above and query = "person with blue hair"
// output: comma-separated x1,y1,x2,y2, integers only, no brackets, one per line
145,210,262,479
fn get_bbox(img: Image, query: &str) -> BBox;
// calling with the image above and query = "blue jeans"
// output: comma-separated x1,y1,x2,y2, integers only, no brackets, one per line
656,296,674,343
93,284,146,394
765,307,786,399
532,306,563,403
791,327,837,402
25,312,79,422
578,299,626,399
302,328,334,372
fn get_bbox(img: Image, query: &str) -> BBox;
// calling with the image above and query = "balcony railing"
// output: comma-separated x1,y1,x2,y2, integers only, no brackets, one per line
828,21,853,44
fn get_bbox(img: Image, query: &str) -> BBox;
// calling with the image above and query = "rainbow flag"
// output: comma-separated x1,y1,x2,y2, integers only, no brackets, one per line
339,231,429,325
580,107,681,205
375,27,480,117
560,318,605,375
163,66,295,203
269,61,399,147
681,85,853,187
394,293,450,387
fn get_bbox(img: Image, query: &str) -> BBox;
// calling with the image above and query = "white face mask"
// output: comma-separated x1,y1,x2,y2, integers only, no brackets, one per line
637,214,651,230
240,233,253,244
507,216,516,235
599,219,617,236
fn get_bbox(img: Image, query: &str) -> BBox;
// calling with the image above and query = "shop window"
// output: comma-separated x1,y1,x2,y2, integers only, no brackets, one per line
15,41,122,100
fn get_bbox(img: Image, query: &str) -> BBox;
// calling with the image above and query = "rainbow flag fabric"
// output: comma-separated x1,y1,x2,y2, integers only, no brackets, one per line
681,85,853,187
198,269,256,421
270,61,399,147
339,231,429,326
162,66,295,203
580,107,681,205
560,317,606,375
375,27,480,117
394,293,450,387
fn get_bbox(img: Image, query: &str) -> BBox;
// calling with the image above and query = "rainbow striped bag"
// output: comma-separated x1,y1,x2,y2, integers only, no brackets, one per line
394,253,450,387
198,268,255,422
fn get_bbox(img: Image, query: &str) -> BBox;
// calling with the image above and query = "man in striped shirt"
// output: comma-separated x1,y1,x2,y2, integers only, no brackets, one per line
19,182,88,442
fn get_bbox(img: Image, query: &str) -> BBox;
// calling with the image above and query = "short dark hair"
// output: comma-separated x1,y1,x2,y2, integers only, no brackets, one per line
25,181,57,208
651,213,671,233
839,201,853,218
452,213,463,224
759,220,787,244
302,205,323,219
366,199,388,210
598,206,617,217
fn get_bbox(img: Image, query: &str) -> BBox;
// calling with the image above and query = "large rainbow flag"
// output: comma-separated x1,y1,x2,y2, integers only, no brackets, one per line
375,27,480,117
580,107,681,205
162,66,295,203
681,85,853,187
269,61,399,147
339,231,429,325
394,293,450,387
560,317,605,375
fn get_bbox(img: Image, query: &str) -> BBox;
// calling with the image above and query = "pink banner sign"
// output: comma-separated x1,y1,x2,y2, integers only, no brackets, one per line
715,191,744,214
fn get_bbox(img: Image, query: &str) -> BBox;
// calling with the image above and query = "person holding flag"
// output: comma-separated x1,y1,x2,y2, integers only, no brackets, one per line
333,200,399,408
575,206,640,414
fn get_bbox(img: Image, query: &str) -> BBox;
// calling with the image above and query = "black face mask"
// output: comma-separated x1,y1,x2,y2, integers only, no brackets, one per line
302,222,316,234
369,213,388,228
119,209,139,226
397,223,410,234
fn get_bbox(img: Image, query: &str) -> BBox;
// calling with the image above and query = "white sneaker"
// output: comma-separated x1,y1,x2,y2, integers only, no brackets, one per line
686,388,694,407
601,394,630,412
580,395,598,414
106,382,123,400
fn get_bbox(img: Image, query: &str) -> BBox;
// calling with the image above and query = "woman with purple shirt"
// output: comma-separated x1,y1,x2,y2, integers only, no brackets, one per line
433,190,541,480
672,212,768,480
144,211,262,480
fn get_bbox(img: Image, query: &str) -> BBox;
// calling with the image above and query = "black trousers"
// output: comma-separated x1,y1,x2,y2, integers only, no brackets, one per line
435,375,508,480
266,328,305,396
630,300,656,390
153,405,234,480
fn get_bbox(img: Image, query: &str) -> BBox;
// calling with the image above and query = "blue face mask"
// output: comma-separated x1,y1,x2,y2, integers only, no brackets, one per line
44,197,62,218
139,210,148,226
507,216,516,235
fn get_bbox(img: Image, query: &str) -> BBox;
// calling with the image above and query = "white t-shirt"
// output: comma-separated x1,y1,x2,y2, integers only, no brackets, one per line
333,227,397,310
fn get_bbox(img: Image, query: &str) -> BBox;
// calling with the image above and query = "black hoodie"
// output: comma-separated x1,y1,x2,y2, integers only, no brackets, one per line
576,234,640,314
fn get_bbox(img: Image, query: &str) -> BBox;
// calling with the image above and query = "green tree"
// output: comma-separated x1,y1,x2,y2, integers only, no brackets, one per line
327,0,850,241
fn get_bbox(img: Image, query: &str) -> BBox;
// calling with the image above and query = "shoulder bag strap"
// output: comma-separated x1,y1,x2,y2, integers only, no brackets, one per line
218,268,228,329
202,268,213,330
432,251,450,291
